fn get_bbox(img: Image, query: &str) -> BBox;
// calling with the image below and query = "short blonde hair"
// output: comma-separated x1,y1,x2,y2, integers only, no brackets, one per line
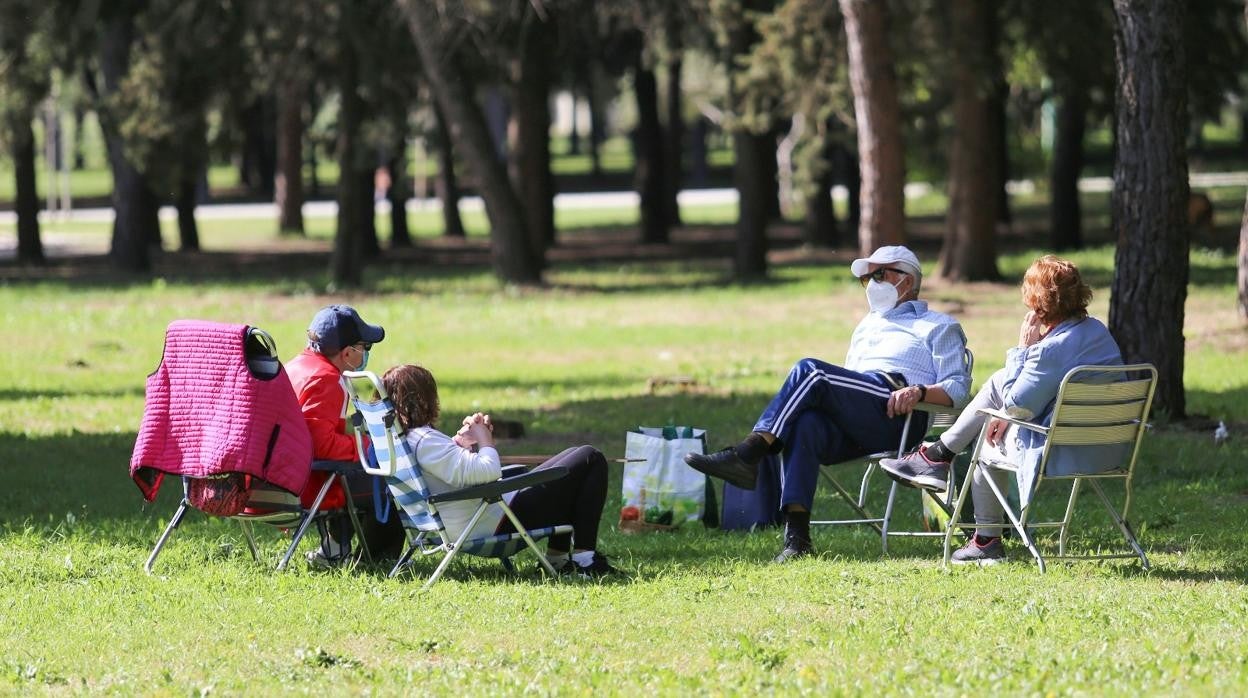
1021,255,1091,325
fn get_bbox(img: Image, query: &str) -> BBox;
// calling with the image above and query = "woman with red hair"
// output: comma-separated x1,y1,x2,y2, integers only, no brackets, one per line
880,255,1124,565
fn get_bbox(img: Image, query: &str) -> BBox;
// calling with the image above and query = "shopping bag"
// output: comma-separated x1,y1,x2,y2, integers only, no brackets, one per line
620,426,708,531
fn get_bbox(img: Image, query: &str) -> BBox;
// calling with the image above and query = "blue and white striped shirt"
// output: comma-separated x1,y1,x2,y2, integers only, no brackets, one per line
844,300,972,407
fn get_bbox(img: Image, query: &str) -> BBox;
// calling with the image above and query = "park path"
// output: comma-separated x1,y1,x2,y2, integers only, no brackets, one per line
3,172,1246,259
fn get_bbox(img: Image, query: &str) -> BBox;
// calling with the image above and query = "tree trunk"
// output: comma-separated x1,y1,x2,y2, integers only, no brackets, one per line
803,163,838,248
388,143,411,248
568,90,581,155
275,79,305,235
988,3,1011,230
400,0,541,285
634,61,668,244
763,127,782,222
433,103,465,238
358,168,379,257
176,173,199,252
734,131,770,280
331,1,364,288
586,66,605,180
72,105,86,170
1109,0,1189,419
842,144,862,237
11,113,44,265
663,13,685,228
99,14,152,273
507,19,555,260
240,95,277,199
839,0,906,255
1050,86,1088,250
940,0,1001,282
1238,3,1248,323
1239,189,1248,321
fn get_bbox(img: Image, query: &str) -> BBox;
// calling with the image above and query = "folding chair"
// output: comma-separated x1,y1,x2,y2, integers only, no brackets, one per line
813,349,975,554
342,370,573,590
144,461,373,573
942,364,1158,572
141,326,371,573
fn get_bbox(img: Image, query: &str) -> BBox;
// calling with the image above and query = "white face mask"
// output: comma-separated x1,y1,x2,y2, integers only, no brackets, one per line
865,279,900,313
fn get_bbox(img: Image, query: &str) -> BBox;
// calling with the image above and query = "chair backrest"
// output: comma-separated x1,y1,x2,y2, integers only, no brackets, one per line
914,347,974,433
343,371,445,535
1039,364,1157,473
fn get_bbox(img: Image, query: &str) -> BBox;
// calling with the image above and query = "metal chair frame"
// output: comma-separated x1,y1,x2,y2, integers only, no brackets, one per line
144,461,373,573
344,370,572,590
942,364,1158,572
813,402,970,553
812,348,975,554
144,327,373,573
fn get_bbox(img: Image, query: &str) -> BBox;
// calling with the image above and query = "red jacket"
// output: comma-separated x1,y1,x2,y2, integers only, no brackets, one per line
286,348,359,507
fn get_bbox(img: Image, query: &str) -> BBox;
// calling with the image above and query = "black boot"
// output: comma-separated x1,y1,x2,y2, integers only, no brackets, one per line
683,433,770,490
773,509,814,563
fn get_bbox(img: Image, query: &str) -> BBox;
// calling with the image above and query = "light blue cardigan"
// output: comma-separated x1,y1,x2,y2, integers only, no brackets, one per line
997,316,1126,505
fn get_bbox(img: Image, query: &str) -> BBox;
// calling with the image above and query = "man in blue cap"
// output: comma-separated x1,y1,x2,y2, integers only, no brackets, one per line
287,305,399,566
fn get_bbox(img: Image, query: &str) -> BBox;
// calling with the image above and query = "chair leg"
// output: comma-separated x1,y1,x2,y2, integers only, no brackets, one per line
1058,479,1083,557
498,502,561,579
822,471,884,535
341,487,374,565
1087,479,1151,570
238,519,260,562
278,474,336,571
943,463,976,570
423,503,491,591
880,480,899,555
390,541,418,578
982,467,1046,573
145,498,191,574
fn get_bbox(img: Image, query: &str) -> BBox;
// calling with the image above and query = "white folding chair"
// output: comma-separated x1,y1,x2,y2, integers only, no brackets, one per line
942,364,1158,572
813,403,969,553
814,348,976,553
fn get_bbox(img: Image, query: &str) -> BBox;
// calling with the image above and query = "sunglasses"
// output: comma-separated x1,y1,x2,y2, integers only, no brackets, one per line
352,343,372,352
858,267,910,287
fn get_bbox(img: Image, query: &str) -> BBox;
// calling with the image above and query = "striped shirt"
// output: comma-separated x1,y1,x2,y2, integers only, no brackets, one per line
844,300,972,407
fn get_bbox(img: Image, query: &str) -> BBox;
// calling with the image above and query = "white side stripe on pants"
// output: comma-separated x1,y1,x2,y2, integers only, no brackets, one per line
771,369,892,438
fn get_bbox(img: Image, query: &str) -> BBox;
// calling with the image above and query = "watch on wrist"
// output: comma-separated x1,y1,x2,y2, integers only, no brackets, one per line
917,385,928,402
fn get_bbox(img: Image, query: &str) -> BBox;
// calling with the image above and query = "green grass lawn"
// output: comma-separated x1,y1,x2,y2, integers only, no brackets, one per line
2,243,1247,694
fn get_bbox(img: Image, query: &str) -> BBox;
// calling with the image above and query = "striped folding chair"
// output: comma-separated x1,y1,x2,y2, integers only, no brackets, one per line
943,364,1158,572
813,348,975,554
342,371,573,590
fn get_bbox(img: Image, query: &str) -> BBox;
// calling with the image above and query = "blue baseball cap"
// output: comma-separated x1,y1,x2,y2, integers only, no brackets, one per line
307,305,385,355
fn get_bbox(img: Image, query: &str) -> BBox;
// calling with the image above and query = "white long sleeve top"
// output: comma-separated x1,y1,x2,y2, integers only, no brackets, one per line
402,426,512,541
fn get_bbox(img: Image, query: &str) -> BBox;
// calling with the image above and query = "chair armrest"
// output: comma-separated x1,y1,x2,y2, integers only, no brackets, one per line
311,459,362,474
429,464,572,503
501,464,530,478
915,401,960,415
974,408,1049,435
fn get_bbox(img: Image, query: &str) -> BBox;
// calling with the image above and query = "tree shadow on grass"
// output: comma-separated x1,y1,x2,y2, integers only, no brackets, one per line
7,388,1246,582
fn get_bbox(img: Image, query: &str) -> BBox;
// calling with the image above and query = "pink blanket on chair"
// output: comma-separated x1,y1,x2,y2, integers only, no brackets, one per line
130,320,312,501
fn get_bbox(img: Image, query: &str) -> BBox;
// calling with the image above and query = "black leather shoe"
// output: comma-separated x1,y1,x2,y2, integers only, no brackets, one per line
684,448,758,490
772,539,814,563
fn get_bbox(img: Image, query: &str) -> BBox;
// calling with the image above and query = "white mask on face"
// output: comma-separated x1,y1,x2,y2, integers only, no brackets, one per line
865,279,900,313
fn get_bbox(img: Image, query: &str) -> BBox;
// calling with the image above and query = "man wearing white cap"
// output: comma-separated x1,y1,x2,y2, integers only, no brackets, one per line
686,246,972,562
